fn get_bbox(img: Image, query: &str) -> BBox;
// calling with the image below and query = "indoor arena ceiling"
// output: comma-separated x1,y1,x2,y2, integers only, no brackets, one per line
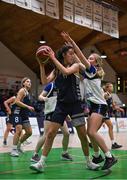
0,0,127,78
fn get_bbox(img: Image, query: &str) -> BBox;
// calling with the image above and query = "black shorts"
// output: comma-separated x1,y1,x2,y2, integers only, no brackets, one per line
45,112,54,121
87,101,108,117
12,115,22,126
12,114,30,127
5,115,13,125
103,112,110,120
51,101,85,126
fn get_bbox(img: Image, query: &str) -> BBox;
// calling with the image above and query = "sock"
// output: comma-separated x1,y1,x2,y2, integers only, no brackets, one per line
34,152,38,156
13,145,17,150
85,156,91,163
105,151,112,158
111,140,115,145
94,151,100,158
62,151,68,154
17,141,21,148
40,155,47,164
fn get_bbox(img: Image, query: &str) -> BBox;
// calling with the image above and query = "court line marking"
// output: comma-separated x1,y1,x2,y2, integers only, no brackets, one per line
0,160,85,174
88,169,112,180
0,151,126,175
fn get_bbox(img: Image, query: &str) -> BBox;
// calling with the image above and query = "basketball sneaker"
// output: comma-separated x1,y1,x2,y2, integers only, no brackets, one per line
112,142,122,149
31,154,40,163
101,155,118,170
92,154,104,164
61,152,73,161
86,160,100,170
30,161,44,173
11,149,19,157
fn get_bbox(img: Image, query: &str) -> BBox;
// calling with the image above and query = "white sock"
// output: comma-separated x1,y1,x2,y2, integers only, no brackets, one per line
85,156,91,163
13,145,17,150
111,140,115,145
62,151,68,154
40,155,47,164
105,151,112,158
17,141,21,148
94,151,100,158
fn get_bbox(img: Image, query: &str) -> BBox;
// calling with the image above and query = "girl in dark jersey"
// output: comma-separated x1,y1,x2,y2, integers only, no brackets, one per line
103,83,123,149
3,96,16,145
31,81,73,162
11,77,34,157
30,44,100,172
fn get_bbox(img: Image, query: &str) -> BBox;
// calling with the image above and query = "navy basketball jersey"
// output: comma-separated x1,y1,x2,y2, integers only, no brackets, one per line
55,73,81,103
12,88,31,119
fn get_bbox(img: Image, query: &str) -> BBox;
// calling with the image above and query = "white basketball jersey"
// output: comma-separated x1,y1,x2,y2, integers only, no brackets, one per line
83,65,107,105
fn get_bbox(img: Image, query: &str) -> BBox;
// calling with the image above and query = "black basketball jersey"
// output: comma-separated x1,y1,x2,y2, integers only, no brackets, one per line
12,88,31,119
55,73,81,103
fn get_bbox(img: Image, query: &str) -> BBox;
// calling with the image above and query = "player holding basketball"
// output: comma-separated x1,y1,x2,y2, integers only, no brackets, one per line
30,43,100,172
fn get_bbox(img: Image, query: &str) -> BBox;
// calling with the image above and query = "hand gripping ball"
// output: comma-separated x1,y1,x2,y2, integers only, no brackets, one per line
36,45,51,64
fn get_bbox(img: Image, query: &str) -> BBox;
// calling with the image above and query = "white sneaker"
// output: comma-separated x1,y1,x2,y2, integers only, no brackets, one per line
86,160,100,170
30,162,44,173
11,149,20,157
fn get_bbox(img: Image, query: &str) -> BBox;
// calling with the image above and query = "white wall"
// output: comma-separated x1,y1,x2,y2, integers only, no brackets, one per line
0,42,39,96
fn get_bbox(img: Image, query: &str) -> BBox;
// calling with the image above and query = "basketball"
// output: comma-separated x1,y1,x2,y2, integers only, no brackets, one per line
36,45,51,64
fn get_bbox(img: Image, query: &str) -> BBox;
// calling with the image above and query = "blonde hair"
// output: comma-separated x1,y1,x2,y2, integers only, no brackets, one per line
102,85,106,92
92,53,105,79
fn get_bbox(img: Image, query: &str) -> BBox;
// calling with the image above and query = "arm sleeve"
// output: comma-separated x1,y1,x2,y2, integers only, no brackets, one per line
86,65,96,74
81,65,96,78
44,83,52,93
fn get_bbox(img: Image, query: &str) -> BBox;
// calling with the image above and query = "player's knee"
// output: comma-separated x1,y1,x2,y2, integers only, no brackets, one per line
87,129,95,138
47,130,56,140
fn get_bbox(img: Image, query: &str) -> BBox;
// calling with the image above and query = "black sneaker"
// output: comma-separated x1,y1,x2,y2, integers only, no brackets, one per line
92,154,104,164
112,142,122,149
3,140,7,146
61,153,73,161
101,156,118,170
31,154,40,163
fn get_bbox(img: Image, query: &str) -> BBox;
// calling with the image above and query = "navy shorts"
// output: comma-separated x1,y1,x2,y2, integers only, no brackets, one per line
11,114,30,127
12,115,22,126
5,115,13,125
51,101,85,126
103,112,110,121
45,112,54,121
87,101,108,117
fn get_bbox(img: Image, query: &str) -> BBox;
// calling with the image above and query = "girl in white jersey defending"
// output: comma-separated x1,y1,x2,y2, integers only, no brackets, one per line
61,32,117,170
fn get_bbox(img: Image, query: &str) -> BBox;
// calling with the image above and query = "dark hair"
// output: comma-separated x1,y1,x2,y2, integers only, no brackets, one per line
21,77,30,87
55,45,73,65
105,83,113,89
